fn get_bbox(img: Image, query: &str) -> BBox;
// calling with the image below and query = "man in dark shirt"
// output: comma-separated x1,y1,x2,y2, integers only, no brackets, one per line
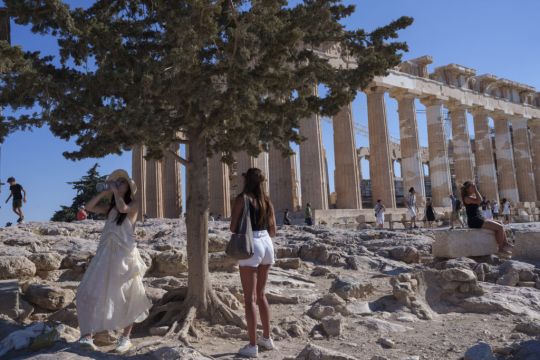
5,177,26,224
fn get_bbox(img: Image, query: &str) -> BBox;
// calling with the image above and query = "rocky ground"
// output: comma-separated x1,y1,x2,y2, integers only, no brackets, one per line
1,219,540,359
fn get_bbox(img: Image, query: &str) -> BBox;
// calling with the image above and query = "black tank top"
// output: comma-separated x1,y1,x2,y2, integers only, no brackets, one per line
465,201,485,228
248,199,268,231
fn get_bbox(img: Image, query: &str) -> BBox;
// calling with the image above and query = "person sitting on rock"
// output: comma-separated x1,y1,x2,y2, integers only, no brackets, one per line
461,181,513,255
230,168,277,358
76,169,151,353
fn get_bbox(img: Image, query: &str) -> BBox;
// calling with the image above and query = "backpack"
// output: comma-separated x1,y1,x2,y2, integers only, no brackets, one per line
455,199,462,211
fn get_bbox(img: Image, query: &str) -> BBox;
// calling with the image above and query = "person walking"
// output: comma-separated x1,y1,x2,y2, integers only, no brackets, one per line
501,198,512,224
304,203,313,226
5,177,27,224
282,209,291,225
424,198,436,228
230,168,277,358
449,193,464,229
406,187,418,229
461,181,512,255
76,169,151,353
374,200,385,229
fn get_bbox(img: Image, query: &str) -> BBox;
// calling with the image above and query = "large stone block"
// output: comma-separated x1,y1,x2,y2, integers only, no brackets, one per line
432,229,498,258
513,230,540,260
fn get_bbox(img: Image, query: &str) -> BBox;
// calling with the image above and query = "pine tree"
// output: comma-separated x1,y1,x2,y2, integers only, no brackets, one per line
0,1,412,342
51,163,107,222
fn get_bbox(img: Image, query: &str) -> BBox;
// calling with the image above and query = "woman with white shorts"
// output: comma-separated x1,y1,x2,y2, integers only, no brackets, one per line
230,168,277,358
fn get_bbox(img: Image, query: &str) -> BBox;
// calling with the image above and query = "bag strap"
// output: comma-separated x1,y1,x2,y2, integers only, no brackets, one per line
236,194,251,234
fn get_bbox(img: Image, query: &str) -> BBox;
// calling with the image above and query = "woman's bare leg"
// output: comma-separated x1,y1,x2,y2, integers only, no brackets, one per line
256,265,271,339
240,266,258,346
482,220,508,250
123,324,133,338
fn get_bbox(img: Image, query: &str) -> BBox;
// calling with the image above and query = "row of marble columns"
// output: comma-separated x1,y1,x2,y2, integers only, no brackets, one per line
135,87,540,219
131,144,182,220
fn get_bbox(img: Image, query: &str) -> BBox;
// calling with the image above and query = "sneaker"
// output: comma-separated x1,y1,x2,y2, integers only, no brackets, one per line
115,336,133,354
238,344,258,358
257,336,276,350
78,337,98,351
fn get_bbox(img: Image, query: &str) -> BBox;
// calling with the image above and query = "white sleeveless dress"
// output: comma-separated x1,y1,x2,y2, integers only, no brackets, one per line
76,209,151,336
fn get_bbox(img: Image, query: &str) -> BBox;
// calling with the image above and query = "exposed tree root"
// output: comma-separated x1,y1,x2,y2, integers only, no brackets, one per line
145,287,246,346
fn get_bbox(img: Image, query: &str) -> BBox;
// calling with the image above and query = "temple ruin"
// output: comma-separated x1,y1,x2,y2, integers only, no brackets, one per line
133,53,540,223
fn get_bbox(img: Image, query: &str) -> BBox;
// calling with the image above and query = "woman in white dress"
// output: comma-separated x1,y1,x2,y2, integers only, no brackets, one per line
406,187,418,229
76,169,151,353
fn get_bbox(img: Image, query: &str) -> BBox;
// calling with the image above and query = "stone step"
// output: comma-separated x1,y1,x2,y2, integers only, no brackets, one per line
0,279,20,319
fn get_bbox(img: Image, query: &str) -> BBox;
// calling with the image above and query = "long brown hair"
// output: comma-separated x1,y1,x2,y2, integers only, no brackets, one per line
107,187,133,225
242,168,270,228
460,181,473,203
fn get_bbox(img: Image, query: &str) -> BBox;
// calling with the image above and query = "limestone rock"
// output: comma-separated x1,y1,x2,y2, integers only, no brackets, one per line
321,315,343,337
311,266,331,277
499,260,537,282
464,342,495,360
388,246,420,264
496,271,519,286
329,276,374,300
48,307,78,328
307,304,335,320
0,256,36,279
358,318,413,333
151,249,188,276
275,258,302,270
25,284,75,311
296,343,359,360
208,234,228,253
28,253,63,271
432,229,498,258
208,252,237,272
514,321,540,335
150,345,214,359
377,337,395,349
319,293,346,307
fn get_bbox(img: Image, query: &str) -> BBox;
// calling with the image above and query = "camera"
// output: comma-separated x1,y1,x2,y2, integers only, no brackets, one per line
96,182,111,192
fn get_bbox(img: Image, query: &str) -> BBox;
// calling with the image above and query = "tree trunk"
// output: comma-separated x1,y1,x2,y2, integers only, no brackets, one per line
185,128,211,310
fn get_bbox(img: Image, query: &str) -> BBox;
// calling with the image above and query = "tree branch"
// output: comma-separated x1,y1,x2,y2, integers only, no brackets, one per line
169,149,189,166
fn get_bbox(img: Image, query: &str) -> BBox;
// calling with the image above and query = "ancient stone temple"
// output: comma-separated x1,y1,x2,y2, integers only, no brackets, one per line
133,54,540,221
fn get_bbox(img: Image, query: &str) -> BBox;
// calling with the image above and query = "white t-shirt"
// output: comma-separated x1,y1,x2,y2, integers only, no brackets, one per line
502,202,511,215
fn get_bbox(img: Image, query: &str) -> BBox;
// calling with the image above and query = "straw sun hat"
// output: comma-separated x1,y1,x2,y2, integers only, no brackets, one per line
106,169,137,198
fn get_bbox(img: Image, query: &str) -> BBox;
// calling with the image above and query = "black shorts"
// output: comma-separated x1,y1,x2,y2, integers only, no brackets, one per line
468,218,484,229
12,199,22,209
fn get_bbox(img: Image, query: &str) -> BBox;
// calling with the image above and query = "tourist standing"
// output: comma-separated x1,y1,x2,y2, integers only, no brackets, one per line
230,168,277,358
483,200,493,220
492,200,500,220
374,200,385,229
304,203,313,226
461,181,512,254
76,169,151,353
5,177,26,224
424,198,436,228
406,187,418,229
501,198,511,224
449,193,464,229
76,205,88,221
283,208,292,225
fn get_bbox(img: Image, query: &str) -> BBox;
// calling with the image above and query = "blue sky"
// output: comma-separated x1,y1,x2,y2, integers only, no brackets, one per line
1,0,539,223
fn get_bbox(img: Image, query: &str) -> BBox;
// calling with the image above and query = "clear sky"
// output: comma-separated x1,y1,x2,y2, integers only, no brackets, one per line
1,0,539,223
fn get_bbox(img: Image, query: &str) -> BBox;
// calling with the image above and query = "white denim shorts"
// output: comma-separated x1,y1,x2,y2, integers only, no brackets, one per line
237,230,275,268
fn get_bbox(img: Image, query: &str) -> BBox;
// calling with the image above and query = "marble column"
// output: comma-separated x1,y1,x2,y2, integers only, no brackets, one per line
471,108,499,202
230,152,252,200
332,102,362,209
448,103,475,186
268,147,299,213
512,117,537,202
209,153,231,218
299,85,329,210
421,97,452,207
366,86,396,208
131,145,146,220
161,144,182,218
393,91,426,205
145,158,163,218
252,152,270,194
493,116,519,203
530,119,540,200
